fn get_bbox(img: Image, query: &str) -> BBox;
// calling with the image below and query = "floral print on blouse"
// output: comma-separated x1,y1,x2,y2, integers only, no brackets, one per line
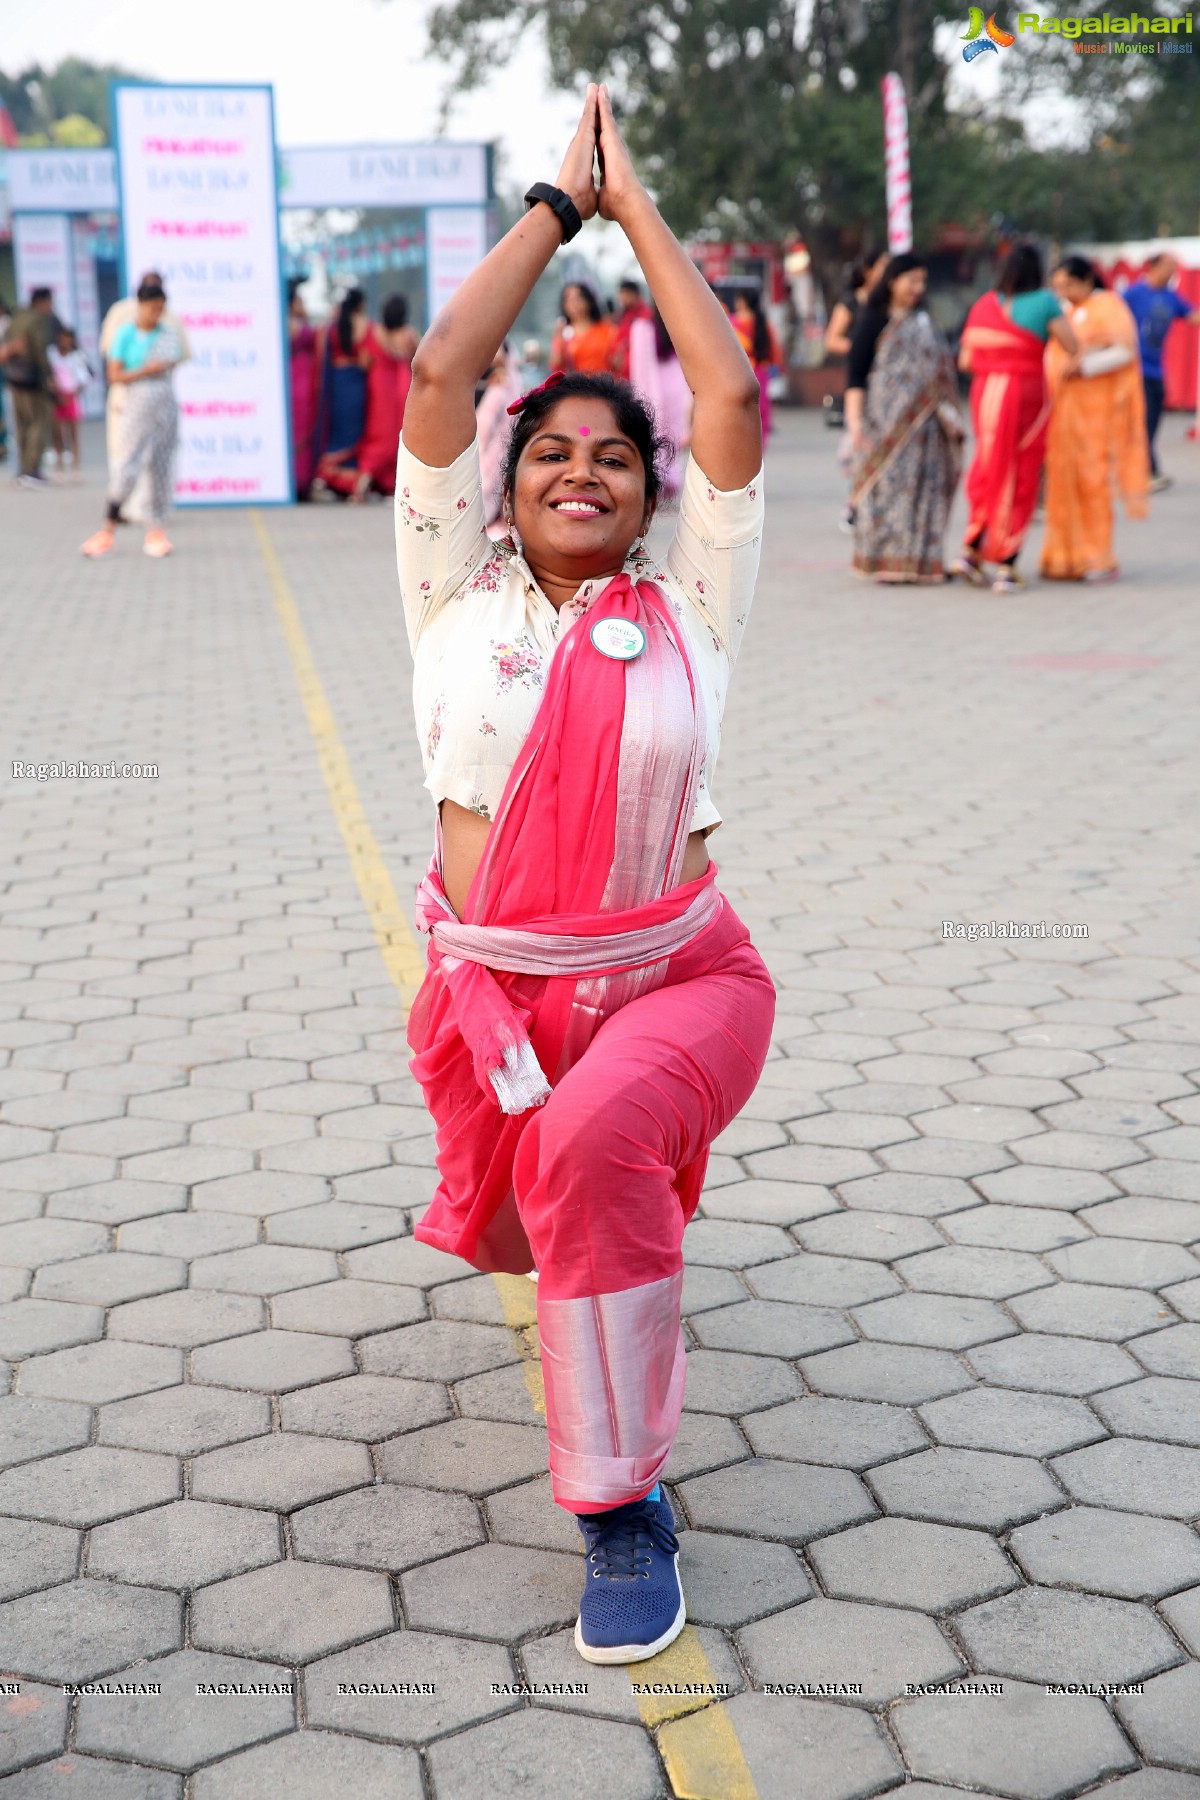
395,432,764,834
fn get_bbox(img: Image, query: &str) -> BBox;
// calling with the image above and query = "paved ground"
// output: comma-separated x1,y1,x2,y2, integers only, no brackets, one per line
1,411,1199,1800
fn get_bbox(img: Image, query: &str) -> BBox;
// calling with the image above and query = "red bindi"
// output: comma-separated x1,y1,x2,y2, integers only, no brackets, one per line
578,426,591,436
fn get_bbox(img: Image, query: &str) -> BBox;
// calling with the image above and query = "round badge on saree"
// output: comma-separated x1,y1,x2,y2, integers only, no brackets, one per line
589,618,646,661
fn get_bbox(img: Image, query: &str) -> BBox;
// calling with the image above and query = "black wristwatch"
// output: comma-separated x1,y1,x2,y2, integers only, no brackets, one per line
524,183,583,244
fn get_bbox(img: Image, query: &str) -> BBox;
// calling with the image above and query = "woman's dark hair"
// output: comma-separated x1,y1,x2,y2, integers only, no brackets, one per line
865,252,927,313
336,286,366,354
500,371,671,513
137,280,166,303
735,290,771,364
381,292,409,331
999,241,1044,297
1056,254,1104,291
559,282,603,325
287,275,308,306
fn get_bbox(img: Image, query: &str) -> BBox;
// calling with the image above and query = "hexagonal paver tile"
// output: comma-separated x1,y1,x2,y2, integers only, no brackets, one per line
742,1395,928,1468
837,1171,982,1218
292,1483,483,1571
269,1279,425,1338
520,1619,744,1721
98,1384,270,1455
265,1201,408,1249
679,1458,876,1545
683,1348,802,1416
690,1300,855,1359
190,1171,330,1217
191,1245,338,1295
0,1218,109,1267
455,1362,545,1424
89,1500,281,1590
305,1629,516,1741
359,1318,520,1382
892,1678,1137,1798
968,1333,1141,1396
192,1559,394,1663
809,1517,1020,1614
0,1579,181,1683
0,1394,92,1470
0,1445,179,1525
681,1217,797,1267
1092,1376,1200,1447
918,1387,1107,1458
1081,1775,1200,1800
190,1731,422,1800
279,1373,451,1440
746,1252,900,1308
31,1251,185,1308
954,1585,1184,1685
0,1298,103,1360
1044,1237,1200,1289
677,1529,810,1627
342,1235,475,1288
739,1596,962,1707
74,1648,294,1771
428,1709,662,1800
191,1329,354,1393
1051,1437,1200,1518
945,1203,1090,1252
800,1341,975,1405
1008,1283,1177,1343
17,1340,181,1405
658,1693,901,1800
379,1419,547,1494
896,1245,1054,1299
852,1292,1017,1351
1117,1665,1200,1774
867,1447,1065,1530
191,1433,372,1511
402,1541,581,1641
107,1289,264,1348
484,1472,584,1555
1081,1195,1200,1242
0,1517,79,1602
1130,1323,1200,1377
118,1210,260,1261
1010,1506,1200,1600
794,1210,944,1262
0,1679,68,1781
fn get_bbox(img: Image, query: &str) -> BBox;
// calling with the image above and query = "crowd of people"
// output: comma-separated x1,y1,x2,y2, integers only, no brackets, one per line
839,241,1198,591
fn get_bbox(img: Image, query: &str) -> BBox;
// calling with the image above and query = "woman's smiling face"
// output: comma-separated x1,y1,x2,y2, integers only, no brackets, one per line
510,395,650,580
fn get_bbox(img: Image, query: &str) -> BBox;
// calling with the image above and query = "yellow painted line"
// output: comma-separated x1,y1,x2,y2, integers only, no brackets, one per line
255,507,757,1797
250,510,426,1003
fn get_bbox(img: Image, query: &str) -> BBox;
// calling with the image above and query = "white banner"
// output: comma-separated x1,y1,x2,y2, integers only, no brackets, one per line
8,148,119,215
426,207,490,322
71,220,105,420
13,213,75,316
113,83,291,505
280,142,489,210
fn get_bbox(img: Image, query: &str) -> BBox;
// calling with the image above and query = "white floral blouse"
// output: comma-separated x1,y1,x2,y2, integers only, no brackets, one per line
395,432,764,832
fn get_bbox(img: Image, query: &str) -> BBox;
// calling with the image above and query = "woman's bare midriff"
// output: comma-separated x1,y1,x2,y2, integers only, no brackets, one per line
440,797,711,920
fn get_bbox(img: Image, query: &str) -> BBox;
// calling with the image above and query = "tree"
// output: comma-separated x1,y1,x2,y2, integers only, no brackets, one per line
424,0,1200,295
0,57,145,146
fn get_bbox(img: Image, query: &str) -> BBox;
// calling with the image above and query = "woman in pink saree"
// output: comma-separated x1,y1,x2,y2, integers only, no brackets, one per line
397,87,774,1665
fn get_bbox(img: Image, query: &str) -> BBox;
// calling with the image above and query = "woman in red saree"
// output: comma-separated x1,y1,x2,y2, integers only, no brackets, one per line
398,87,773,1666
954,242,1077,594
287,280,319,499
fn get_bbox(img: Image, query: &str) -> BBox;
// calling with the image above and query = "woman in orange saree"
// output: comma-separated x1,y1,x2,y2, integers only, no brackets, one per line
1041,258,1149,584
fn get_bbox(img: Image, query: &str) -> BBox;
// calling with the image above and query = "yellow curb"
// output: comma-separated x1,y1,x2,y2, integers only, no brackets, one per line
256,506,757,1797
251,510,426,1002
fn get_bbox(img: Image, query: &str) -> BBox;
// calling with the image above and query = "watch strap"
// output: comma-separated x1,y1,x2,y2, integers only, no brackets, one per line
524,182,583,244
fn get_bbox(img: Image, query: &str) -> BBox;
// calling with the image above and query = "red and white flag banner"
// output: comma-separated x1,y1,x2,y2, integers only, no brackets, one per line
881,73,913,255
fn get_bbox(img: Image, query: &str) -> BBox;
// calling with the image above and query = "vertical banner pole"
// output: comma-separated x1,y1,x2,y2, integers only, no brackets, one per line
881,73,913,255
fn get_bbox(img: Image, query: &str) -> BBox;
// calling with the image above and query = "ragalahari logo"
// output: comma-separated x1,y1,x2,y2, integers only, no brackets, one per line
962,10,1017,59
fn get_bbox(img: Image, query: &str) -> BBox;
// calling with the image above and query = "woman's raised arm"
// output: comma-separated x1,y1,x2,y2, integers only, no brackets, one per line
596,86,761,490
403,88,601,469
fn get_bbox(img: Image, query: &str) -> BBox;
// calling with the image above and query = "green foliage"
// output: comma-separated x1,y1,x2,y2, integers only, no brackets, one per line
0,57,146,146
424,0,1200,293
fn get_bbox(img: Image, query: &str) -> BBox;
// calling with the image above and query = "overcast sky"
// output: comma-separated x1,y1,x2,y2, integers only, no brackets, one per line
5,0,586,186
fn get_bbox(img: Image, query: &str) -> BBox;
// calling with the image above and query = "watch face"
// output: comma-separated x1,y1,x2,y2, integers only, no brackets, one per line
590,618,646,661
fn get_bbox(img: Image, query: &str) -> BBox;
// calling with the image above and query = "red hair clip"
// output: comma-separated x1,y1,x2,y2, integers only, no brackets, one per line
507,370,565,415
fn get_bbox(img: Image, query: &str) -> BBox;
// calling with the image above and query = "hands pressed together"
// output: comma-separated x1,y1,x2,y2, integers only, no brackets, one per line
555,84,646,228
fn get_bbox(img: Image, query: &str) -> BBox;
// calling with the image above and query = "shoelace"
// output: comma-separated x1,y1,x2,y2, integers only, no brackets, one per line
584,1505,679,1582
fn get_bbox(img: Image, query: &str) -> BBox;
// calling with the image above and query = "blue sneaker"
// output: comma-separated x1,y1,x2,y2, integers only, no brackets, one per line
574,1492,685,1664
